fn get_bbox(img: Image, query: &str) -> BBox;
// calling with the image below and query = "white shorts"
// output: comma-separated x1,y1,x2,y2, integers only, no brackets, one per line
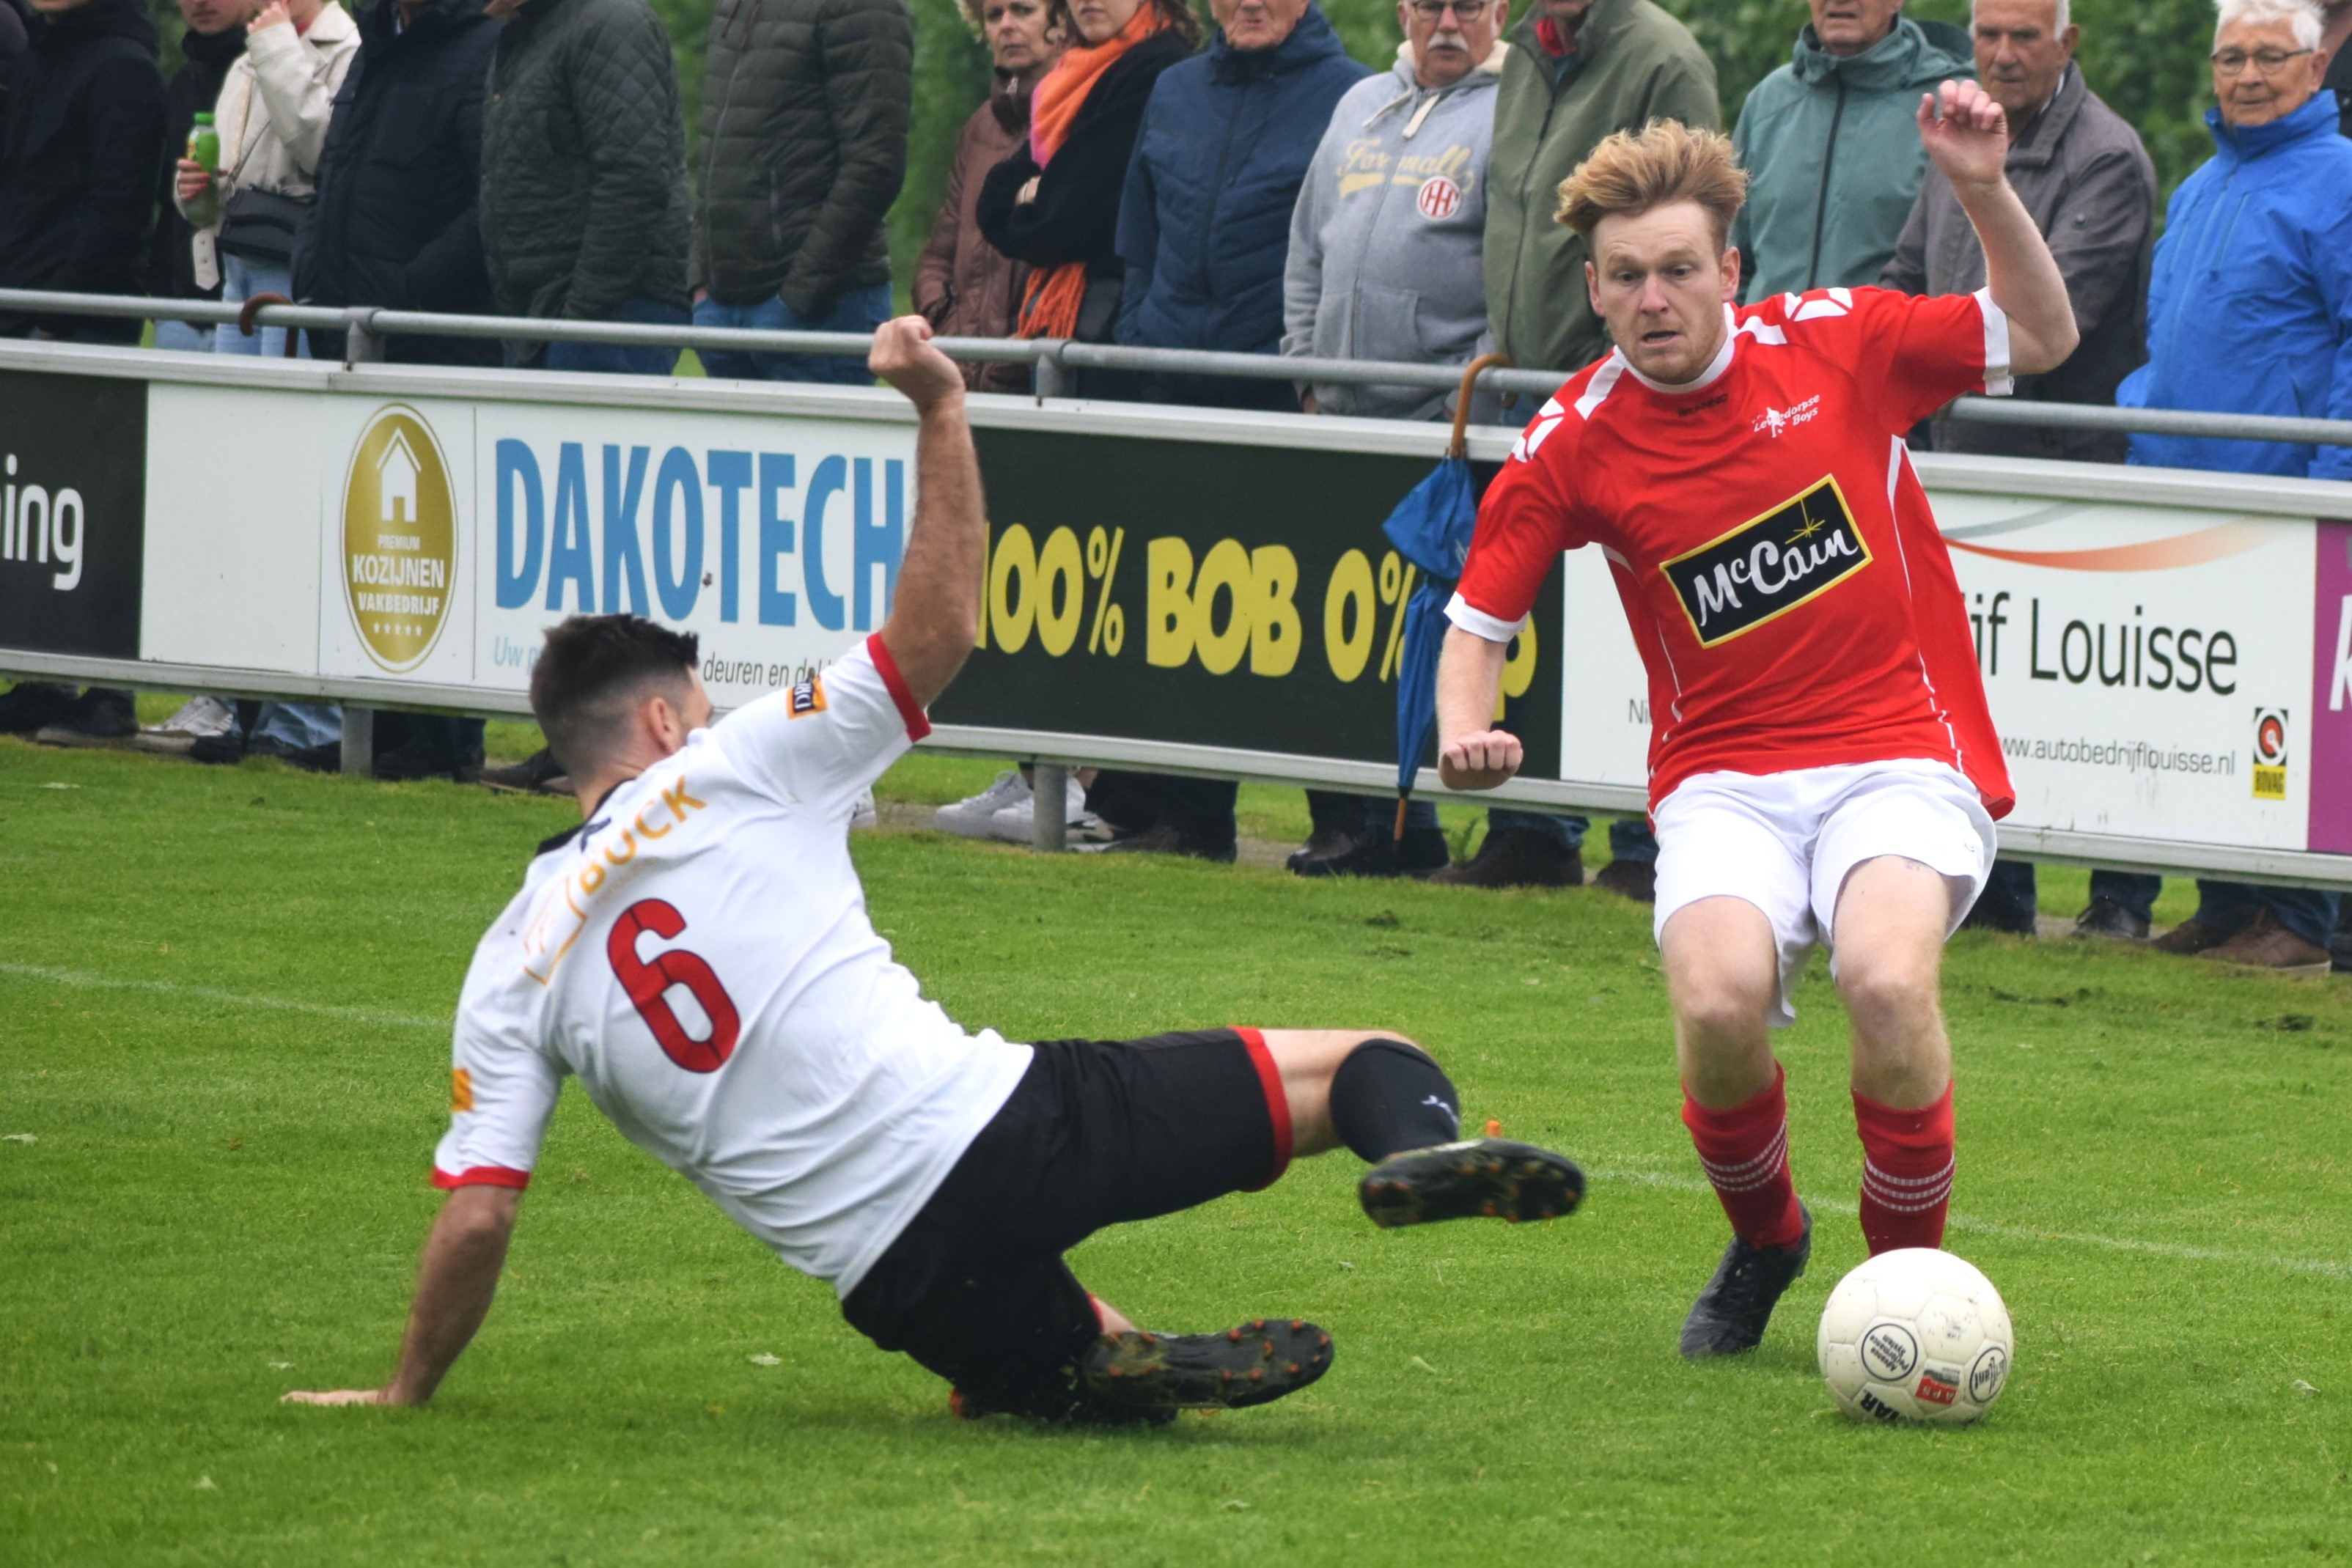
1651,760,1996,1028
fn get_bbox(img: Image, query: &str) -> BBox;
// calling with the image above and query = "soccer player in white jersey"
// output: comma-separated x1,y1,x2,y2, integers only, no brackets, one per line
1436,100,2078,1358
286,319,1585,1425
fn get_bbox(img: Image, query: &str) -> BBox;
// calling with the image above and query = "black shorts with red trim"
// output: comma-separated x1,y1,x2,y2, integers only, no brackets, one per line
840,1027,1291,1421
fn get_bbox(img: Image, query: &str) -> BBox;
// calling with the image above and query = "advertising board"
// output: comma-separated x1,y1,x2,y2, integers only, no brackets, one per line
4,345,2351,882
0,372,144,658
933,433,1561,778
304,396,915,710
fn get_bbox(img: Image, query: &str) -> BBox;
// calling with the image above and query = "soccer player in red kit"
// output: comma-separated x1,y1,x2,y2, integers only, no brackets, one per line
1435,97,2080,1358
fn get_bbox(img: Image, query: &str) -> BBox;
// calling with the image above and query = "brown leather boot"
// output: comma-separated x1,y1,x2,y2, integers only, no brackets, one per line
2149,918,2226,955
1590,858,1657,903
2197,908,2331,975
1426,828,1582,889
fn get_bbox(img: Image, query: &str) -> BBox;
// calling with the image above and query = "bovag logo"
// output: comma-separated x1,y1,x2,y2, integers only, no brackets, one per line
342,404,456,671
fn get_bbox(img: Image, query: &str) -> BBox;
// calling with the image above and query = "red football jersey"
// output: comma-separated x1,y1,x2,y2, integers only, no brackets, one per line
1452,286,2015,819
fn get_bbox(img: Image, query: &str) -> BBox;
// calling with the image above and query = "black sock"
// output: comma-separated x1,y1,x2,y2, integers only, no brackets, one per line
1328,1040,1463,1163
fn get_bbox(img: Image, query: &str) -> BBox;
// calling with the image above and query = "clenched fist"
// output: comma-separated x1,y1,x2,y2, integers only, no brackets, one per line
869,315,964,413
1439,729,1524,792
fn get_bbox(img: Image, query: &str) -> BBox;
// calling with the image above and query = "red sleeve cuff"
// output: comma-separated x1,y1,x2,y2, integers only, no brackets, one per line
864,633,932,743
432,1165,532,1191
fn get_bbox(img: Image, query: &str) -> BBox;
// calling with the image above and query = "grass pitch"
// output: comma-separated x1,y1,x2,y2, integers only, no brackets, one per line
2,729,2348,1566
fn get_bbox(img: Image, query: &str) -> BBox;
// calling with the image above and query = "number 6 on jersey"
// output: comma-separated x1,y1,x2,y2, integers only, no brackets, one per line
607,899,740,1072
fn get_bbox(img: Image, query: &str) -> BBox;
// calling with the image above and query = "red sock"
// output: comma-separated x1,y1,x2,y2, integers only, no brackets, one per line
1853,1084,1955,1254
1681,1065,1807,1251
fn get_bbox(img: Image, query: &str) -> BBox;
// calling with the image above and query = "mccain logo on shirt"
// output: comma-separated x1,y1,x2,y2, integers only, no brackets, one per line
1663,475,1871,647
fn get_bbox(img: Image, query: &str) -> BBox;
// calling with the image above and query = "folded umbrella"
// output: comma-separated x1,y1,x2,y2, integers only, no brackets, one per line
1378,353,1510,839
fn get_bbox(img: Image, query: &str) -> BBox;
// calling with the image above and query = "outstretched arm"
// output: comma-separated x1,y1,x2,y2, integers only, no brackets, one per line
872,317,985,707
282,1186,519,1407
1919,78,2079,377
1436,626,1521,790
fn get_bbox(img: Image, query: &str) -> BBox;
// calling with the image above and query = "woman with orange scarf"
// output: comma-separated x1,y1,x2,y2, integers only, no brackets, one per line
976,0,1197,342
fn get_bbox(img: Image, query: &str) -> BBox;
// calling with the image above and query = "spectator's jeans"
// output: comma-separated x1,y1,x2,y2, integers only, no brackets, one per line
1306,789,1438,837
1488,809,1590,852
694,284,891,384
545,296,686,377
1974,858,2040,928
2189,881,2339,949
216,253,309,358
1486,814,1660,862
2090,870,2161,923
253,702,341,750
153,319,210,353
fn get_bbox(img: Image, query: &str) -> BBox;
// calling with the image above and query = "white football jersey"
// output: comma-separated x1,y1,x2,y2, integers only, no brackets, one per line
433,635,1034,1295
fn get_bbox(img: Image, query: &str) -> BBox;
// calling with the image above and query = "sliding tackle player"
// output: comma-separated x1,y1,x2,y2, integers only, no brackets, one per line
286,317,1585,1425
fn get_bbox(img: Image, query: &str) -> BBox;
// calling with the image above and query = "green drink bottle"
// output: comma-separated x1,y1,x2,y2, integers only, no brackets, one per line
188,112,218,173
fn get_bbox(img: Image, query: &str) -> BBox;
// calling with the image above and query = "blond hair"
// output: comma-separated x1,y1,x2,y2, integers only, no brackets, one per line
1555,119,1750,251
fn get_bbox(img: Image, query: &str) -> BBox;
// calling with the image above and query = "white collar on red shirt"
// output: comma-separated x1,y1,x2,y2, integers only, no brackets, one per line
1618,306,1741,397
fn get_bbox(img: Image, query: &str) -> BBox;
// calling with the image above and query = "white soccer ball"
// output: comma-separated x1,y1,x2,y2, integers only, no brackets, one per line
1817,1248,2013,1425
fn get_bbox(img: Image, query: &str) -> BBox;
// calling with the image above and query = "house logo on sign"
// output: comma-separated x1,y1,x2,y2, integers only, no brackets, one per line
340,405,457,672
378,430,420,526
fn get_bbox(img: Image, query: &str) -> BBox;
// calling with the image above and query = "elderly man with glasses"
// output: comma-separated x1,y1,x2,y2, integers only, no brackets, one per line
2117,0,2352,973
1879,0,2156,943
1277,0,1510,881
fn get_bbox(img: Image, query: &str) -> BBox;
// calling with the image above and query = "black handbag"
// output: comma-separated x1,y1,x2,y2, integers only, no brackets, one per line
1075,274,1122,343
217,185,312,265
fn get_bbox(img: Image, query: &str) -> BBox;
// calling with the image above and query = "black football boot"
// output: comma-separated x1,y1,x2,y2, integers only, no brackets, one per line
1358,1138,1586,1228
1077,1319,1334,1415
1678,1204,1813,1359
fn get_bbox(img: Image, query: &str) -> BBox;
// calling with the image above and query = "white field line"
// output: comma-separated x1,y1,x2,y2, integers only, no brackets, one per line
1587,1165,2352,1282
0,961,450,1033
4,960,2346,1281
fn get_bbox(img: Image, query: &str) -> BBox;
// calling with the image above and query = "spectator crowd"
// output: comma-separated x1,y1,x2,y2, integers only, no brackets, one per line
1,0,2350,972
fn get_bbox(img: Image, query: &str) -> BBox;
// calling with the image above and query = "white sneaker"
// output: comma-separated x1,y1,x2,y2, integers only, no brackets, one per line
152,694,236,736
136,693,237,753
850,788,878,831
933,770,1029,838
985,774,1094,843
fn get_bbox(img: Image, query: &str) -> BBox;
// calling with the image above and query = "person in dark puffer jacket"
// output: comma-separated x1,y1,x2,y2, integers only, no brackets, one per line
0,0,167,345
690,0,911,383
1114,0,1367,411
479,0,689,372
294,0,501,368
0,0,164,749
1086,0,1363,865
146,0,245,351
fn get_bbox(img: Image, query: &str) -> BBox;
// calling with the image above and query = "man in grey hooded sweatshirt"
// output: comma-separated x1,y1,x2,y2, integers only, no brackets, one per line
1276,0,1508,882
1282,0,1508,422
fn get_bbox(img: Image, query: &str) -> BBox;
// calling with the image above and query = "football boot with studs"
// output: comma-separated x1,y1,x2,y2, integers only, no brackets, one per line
1358,1137,1586,1229
1078,1319,1334,1413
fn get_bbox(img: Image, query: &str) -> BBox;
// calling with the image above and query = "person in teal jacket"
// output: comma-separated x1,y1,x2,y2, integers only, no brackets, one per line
1729,1,1973,301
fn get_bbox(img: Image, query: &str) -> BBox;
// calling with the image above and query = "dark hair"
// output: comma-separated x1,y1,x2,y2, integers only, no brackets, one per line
529,614,701,780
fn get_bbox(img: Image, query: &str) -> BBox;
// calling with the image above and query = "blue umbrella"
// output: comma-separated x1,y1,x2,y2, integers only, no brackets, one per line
1378,354,1509,839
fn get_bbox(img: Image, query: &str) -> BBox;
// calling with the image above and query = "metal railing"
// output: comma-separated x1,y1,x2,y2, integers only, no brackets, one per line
7,286,2352,449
